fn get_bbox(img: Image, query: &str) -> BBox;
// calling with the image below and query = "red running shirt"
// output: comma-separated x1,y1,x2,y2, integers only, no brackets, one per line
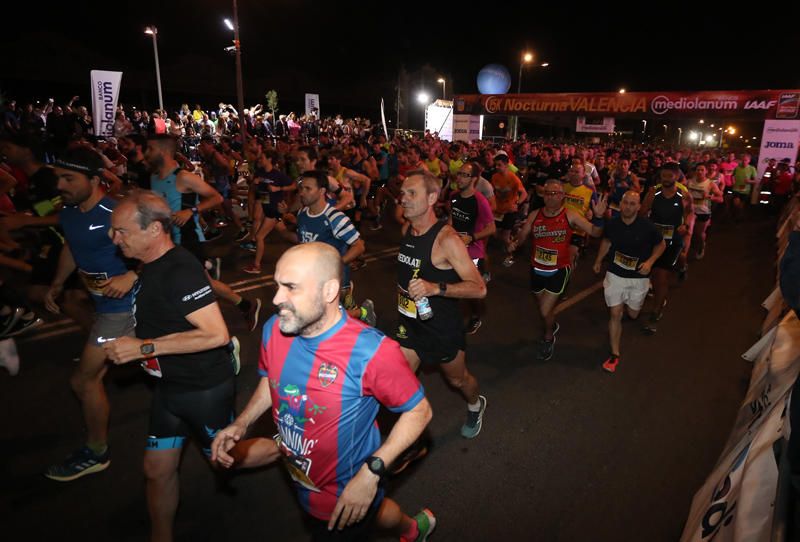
531,207,572,273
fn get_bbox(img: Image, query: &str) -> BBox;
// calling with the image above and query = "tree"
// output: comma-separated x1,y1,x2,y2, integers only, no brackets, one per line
265,90,279,119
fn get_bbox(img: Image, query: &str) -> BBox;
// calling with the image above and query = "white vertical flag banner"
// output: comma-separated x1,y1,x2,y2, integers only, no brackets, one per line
380,99,389,140
305,93,320,118
90,70,123,137
756,120,800,180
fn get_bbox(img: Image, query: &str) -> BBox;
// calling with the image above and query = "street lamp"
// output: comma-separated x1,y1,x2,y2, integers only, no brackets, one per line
513,52,535,140
223,1,246,139
437,78,446,100
417,92,430,104
618,88,626,94
144,26,164,112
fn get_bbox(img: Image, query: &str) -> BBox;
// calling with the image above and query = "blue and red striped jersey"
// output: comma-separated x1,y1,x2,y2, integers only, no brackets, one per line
258,309,424,521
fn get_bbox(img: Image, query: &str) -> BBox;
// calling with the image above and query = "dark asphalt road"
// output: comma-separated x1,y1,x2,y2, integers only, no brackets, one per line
2,213,776,541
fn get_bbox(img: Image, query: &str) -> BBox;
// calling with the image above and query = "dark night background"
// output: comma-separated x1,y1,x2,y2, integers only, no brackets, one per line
2,1,799,126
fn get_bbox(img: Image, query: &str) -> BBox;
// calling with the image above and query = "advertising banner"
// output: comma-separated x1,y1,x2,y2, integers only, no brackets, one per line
453,114,482,142
305,93,320,118
681,312,800,542
756,120,800,180
90,70,123,137
453,90,800,120
576,117,615,133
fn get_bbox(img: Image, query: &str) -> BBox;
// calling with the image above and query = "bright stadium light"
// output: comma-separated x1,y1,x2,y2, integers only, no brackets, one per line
224,18,234,30
705,134,714,143
417,92,430,104
689,131,698,141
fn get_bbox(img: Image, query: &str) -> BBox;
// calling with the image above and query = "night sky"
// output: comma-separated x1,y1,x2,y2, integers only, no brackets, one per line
3,1,799,119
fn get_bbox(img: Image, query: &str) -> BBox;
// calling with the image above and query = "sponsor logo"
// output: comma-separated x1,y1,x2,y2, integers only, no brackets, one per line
776,93,800,119
765,141,795,149
317,363,338,387
650,95,738,115
89,224,104,230
398,253,421,268
96,80,116,136
744,100,777,110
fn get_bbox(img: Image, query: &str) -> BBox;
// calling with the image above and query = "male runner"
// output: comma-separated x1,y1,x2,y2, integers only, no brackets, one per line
593,190,665,373
211,242,436,542
639,162,693,333
563,163,596,267
509,179,607,360
43,147,138,481
491,153,527,267
397,169,488,438
450,162,495,334
145,134,261,332
103,191,234,542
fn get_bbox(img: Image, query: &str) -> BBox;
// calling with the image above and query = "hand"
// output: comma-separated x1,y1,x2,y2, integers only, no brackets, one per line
591,193,608,218
102,336,144,364
459,233,472,246
360,197,368,209
592,261,602,275
71,95,80,102
45,283,64,313
269,184,281,193
408,278,438,300
211,422,247,468
637,260,653,275
0,214,32,231
277,201,289,214
98,272,137,299
507,237,518,254
327,466,379,531
172,209,194,227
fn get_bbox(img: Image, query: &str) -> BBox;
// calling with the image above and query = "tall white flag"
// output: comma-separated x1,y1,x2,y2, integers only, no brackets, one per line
90,70,123,137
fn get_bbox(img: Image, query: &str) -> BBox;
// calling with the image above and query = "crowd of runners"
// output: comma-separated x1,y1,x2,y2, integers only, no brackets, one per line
2,96,799,542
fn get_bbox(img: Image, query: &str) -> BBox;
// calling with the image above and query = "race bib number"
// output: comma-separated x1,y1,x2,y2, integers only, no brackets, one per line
79,270,109,296
613,251,639,271
141,357,163,378
397,287,417,318
534,246,559,267
655,223,674,240
276,434,320,492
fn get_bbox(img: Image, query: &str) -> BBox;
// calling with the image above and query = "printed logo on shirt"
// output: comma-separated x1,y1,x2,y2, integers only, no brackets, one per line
317,363,338,387
89,224,104,231
398,253,421,268
300,230,318,243
277,384,328,427
181,285,212,302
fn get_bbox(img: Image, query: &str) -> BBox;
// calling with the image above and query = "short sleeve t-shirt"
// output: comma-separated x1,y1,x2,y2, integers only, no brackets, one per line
258,311,424,521
733,165,757,194
491,171,524,215
603,216,663,278
254,168,293,213
59,197,132,313
133,246,232,388
297,204,360,286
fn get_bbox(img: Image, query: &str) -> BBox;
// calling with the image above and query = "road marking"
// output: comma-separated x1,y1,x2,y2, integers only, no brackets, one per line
553,280,603,315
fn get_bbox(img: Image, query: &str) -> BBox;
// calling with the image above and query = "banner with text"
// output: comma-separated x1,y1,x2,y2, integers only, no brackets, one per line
756,120,800,180
453,90,800,120
305,93,320,118
453,114,483,142
576,117,615,133
681,312,800,542
90,70,122,137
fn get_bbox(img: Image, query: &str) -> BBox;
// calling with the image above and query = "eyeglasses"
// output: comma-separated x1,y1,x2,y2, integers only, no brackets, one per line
456,172,473,178
544,191,564,196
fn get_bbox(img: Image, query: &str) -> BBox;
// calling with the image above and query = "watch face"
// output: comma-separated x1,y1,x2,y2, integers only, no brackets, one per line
141,343,155,355
369,457,384,474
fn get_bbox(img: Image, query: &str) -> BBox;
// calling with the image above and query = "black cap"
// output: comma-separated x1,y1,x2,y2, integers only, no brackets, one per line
54,147,106,177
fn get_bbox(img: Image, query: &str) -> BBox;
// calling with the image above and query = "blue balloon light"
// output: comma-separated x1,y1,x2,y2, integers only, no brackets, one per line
477,64,511,95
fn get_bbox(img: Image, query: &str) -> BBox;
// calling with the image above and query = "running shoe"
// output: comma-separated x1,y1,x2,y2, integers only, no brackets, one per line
229,336,241,376
235,228,250,242
369,221,383,231
482,271,492,284
0,307,24,336
242,264,262,275
400,509,437,542
466,317,482,335
360,299,377,327
44,446,110,482
4,313,43,338
0,338,20,376
696,247,705,260
205,257,222,281
460,395,487,439
246,298,262,332
240,241,257,252
390,440,429,476
602,355,620,373
537,339,555,361
502,256,515,267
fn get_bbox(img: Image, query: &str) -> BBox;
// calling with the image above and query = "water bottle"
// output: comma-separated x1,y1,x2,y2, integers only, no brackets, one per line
416,297,433,320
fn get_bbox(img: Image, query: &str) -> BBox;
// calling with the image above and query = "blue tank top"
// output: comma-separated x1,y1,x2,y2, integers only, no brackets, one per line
59,197,133,313
150,168,204,245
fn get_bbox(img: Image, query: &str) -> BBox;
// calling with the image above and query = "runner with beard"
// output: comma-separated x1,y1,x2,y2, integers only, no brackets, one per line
145,134,261,332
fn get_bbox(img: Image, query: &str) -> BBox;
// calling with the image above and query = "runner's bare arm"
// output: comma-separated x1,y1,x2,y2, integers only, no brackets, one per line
639,187,655,217
177,170,224,212
341,238,365,265
510,209,539,250
435,227,486,299
592,238,612,274
212,376,274,468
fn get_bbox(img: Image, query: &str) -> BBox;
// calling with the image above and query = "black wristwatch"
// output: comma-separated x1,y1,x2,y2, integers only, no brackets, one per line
365,456,386,478
438,282,448,296
190,206,199,215
140,340,155,356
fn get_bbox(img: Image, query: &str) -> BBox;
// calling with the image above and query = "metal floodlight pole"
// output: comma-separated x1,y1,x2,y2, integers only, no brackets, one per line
232,0,247,139
146,27,164,112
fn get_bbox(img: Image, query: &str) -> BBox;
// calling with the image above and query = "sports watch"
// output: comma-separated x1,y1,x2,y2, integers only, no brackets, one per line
365,456,386,478
438,282,448,296
140,340,155,356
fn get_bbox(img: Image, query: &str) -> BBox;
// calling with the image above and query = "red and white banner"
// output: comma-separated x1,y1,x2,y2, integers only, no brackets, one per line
90,70,122,137
576,117,615,133
453,90,800,120
681,312,800,542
